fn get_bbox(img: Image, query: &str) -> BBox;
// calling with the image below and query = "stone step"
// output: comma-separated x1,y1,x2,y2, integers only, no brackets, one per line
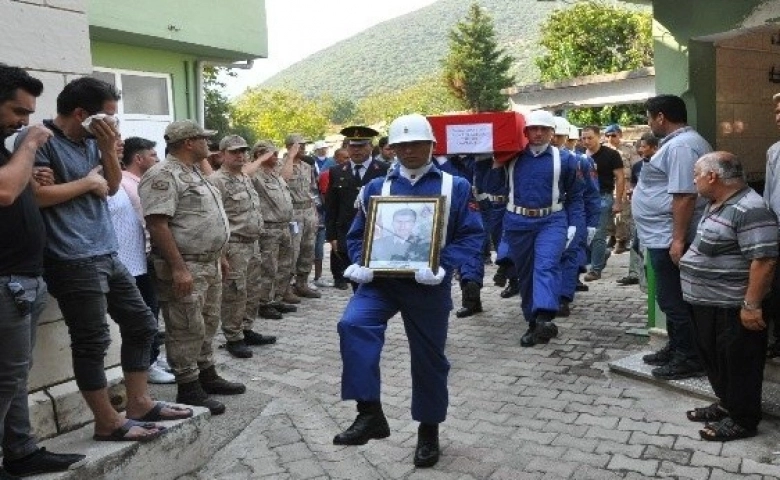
609,352,780,417
181,397,392,480
29,406,211,480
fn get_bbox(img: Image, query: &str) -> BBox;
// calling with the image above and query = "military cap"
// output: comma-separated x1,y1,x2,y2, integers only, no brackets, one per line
164,120,216,144
219,134,249,151
604,124,622,135
340,125,379,146
284,133,309,146
251,139,278,156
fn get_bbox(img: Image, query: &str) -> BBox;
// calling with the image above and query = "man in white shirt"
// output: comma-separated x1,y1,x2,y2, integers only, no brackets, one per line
110,137,173,384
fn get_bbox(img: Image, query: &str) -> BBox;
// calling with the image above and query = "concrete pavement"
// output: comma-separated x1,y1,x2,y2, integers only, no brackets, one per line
171,252,780,479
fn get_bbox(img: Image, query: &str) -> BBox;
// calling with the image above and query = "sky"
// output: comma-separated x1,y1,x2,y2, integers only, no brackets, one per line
224,0,439,97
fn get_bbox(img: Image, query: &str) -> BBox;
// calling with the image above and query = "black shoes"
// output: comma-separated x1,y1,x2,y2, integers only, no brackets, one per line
176,380,226,416
520,323,537,347
269,302,297,313
493,264,509,287
334,280,350,290
500,279,520,298
226,340,253,358
414,424,440,468
456,281,483,318
3,448,86,477
258,305,283,320
557,300,571,317
616,276,639,286
575,279,589,292
199,366,246,395
243,329,277,345
651,355,705,380
333,401,390,445
643,344,672,366
521,320,559,347
455,304,483,318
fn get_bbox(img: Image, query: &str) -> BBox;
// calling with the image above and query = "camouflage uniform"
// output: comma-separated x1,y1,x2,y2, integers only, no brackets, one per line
286,159,319,293
139,155,229,384
251,165,294,307
210,169,264,341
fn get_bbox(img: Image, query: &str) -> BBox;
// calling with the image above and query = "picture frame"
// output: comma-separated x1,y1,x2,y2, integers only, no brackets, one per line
361,195,445,277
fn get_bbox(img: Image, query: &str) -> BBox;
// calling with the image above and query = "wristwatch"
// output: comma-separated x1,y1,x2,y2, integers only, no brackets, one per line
742,300,762,311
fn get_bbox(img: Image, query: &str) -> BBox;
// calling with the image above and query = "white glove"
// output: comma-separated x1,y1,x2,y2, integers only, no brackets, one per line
566,226,577,249
587,227,597,246
415,266,446,286
344,264,373,284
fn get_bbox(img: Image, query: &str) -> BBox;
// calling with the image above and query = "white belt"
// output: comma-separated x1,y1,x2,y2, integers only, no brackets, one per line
506,204,563,217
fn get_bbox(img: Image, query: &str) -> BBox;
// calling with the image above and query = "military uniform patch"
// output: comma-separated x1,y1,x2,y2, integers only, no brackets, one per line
152,180,170,190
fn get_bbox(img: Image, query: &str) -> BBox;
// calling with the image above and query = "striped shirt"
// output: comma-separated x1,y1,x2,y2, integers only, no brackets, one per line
680,187,778,307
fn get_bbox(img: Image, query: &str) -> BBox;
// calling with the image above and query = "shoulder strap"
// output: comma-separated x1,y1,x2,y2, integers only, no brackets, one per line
439,172,454,248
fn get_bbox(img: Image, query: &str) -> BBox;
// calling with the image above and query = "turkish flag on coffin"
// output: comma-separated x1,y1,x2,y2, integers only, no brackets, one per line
427,111,527,164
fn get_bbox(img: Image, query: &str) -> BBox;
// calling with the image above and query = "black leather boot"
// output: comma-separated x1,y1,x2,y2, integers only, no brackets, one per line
414,423,440,468
176,380,226,415
520,322,537,347
199,365,246,395
535,312,559,344
456,281,483,318
333,401,390,445
493,264,509,287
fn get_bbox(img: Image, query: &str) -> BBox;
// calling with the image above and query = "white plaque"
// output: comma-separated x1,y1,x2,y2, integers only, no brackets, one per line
445,123,493,153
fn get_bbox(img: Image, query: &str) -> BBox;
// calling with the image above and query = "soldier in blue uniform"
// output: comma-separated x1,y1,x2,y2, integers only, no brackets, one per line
484,110,584,347
552,117,600,316
333,114,484,468
433,154,484,317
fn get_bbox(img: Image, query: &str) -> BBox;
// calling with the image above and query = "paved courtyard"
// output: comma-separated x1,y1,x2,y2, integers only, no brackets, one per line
170,252,780,479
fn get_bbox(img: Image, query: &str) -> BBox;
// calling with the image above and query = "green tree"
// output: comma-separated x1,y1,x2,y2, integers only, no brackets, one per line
535,1,652,125
354,76,466,127
231,88,330,146
203,66,233,138
442,2,515,112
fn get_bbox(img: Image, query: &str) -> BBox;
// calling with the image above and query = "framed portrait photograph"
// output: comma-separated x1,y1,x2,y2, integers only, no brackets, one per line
361,195,445,277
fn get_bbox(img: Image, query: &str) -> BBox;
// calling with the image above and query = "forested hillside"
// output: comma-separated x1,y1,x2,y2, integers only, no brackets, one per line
261,0,645,99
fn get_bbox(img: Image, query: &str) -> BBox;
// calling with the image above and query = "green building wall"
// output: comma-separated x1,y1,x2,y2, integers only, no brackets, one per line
88,0,267,61
651,0,772,126
91,41,200,121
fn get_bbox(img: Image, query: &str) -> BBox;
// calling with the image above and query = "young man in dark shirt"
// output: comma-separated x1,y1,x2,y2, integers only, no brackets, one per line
580,126,624,281
0,64,85,479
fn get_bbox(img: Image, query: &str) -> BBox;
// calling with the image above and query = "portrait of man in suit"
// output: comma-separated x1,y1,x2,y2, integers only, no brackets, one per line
370,206,432,267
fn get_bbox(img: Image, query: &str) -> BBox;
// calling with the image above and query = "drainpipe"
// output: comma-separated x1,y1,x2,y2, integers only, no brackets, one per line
196,60,205,126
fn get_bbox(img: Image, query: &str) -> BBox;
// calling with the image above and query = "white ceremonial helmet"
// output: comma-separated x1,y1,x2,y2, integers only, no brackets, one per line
553,116,571,136
569,125,580,139
388,114,437,145
524,110,556,129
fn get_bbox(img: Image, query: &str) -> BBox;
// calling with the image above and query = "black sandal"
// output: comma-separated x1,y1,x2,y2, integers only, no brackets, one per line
699,417,757,442
686,402,728,422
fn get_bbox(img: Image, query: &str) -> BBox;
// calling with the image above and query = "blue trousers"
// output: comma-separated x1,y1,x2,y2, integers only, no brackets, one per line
648,248,698,360
503,212,567,323
589,194,614,273
560,221,587,303
479,201,505,251
338,279,451,424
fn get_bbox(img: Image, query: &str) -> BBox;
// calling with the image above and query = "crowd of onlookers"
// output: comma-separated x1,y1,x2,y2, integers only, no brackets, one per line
3,62,780,478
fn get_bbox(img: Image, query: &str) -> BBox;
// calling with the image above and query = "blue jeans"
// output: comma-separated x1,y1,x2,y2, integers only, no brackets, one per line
44,254,157,391
589,193,613,273
648,248,699,360
0,275,46,460
314,226,326,261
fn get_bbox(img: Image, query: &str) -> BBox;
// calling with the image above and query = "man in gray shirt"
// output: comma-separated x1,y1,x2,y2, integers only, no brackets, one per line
632,94,712,380
763,92,780,358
